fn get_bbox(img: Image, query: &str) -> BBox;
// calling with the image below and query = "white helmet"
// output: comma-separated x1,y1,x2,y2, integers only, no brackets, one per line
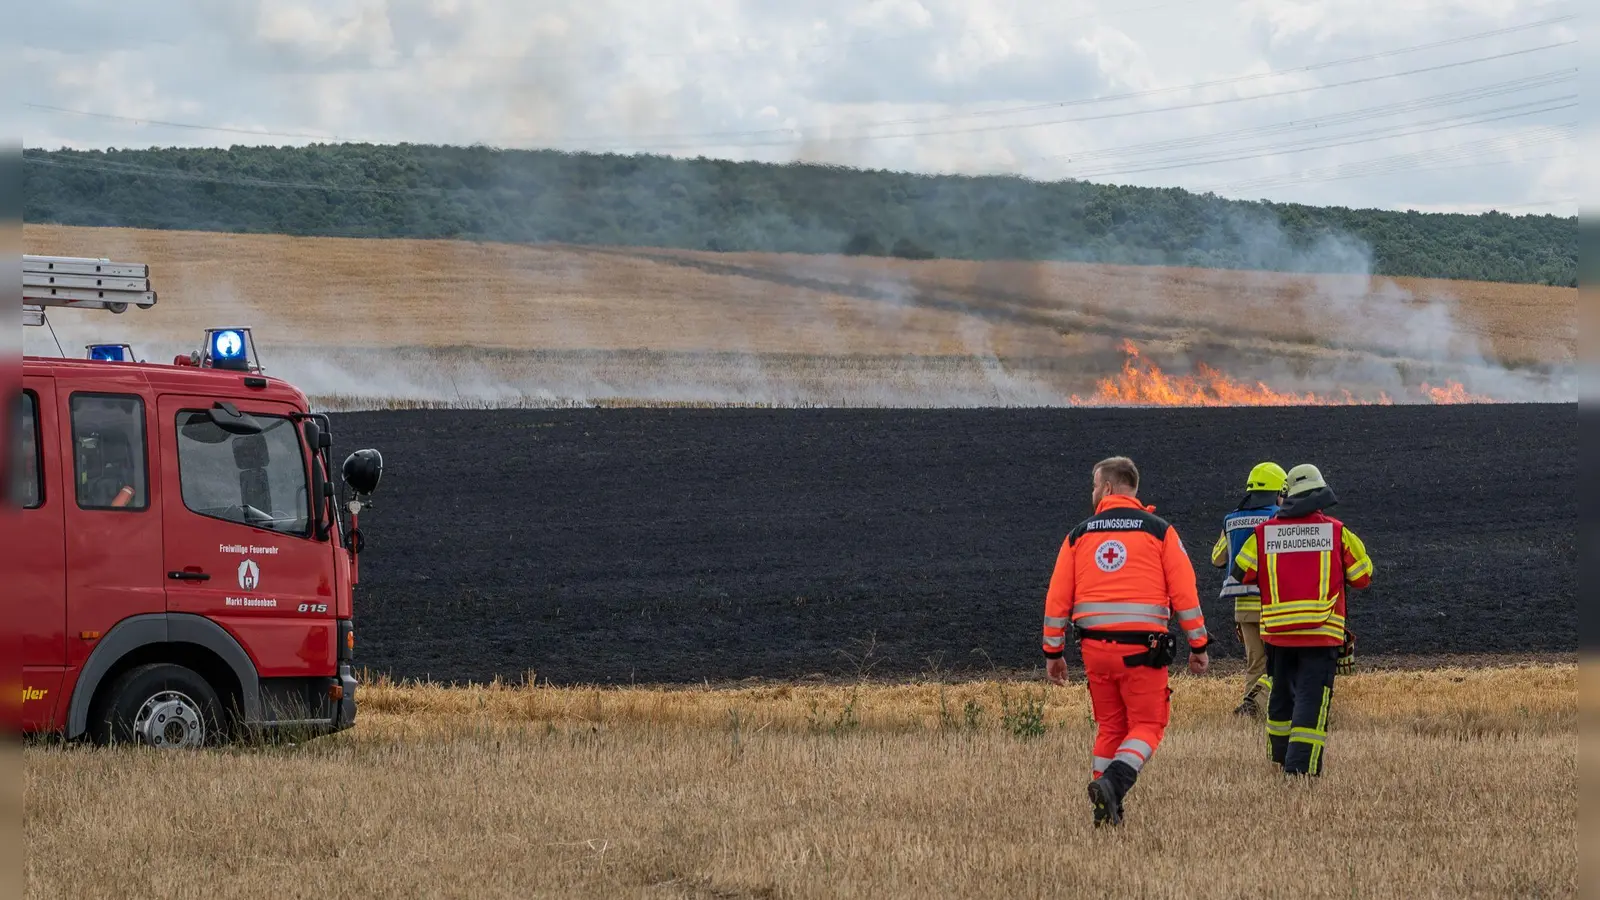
1283,464,1327,498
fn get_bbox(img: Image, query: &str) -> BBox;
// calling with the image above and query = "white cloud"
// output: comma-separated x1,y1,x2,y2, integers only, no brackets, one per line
12,0,1578,215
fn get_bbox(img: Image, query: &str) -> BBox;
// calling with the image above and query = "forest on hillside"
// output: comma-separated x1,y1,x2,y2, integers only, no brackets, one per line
22,144,1577,286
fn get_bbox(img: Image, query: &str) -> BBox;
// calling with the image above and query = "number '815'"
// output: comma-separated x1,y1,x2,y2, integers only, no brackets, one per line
298,603,328,614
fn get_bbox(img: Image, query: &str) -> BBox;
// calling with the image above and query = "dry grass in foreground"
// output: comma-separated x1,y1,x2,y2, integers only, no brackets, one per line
25,665,1577,899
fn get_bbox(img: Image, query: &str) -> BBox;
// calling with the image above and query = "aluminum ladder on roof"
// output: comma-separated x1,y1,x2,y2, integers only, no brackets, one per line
22,254,158,326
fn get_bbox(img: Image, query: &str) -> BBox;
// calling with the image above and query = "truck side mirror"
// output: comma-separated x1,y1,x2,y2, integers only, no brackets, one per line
300,418,336,540
342,449,383,497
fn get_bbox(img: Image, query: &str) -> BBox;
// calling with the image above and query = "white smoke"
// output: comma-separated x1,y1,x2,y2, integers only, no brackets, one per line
20,204,1574,409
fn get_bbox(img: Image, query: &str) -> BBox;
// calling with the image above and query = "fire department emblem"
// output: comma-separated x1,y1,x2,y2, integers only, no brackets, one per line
1095,539,1128,573
238,559,261,590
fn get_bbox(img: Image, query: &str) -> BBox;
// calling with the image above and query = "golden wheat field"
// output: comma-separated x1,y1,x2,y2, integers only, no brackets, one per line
23,664,1579,900
22,224,1577,408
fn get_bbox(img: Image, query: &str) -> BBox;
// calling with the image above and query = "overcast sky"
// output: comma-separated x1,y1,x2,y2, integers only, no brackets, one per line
11,0,1583,216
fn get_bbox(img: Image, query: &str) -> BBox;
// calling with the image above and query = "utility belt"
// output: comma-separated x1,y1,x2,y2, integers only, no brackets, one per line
1075,627,1178,668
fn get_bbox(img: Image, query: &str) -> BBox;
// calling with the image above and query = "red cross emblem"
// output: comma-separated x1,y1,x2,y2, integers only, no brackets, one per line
1095,539,1128,572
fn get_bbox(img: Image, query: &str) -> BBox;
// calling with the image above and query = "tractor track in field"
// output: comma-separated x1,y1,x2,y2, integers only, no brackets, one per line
329,403,1575,686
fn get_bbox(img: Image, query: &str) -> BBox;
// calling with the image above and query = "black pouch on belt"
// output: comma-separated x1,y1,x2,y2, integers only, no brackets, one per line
1123,632,1177,668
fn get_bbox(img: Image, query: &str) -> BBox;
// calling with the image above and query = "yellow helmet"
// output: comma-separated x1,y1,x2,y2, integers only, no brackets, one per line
1246,462,1287,494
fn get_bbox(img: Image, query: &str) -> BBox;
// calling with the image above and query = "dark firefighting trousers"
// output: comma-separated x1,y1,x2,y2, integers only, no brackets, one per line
1264,644,1338,775
1082,638,1171,787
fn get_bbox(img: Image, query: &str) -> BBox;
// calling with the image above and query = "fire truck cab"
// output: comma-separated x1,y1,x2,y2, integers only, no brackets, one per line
11,254,382,748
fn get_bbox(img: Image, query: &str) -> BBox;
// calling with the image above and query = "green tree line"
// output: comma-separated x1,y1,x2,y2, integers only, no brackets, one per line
22,144,1576,286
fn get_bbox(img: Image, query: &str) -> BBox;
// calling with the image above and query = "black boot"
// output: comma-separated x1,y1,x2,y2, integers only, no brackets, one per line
1088,760,1138,827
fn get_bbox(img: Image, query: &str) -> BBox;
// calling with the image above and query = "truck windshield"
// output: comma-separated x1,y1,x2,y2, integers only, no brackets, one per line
176,410,309,536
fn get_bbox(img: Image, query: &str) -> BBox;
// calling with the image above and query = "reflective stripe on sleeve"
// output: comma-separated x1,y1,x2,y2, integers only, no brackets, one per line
1176,606,1203,623
1043,616,1069,628
1043,635,1066,649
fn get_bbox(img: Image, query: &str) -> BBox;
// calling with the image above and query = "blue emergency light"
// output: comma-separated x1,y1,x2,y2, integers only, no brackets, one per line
213,329,245,360
86,343,136,362
205,327,255,371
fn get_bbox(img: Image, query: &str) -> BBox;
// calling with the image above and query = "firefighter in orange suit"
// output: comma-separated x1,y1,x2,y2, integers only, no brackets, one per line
1232,464,1372,777
1043,456,1211,827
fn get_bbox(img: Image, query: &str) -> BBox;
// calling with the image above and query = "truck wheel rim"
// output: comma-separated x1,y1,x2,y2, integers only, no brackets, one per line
133,691,205,748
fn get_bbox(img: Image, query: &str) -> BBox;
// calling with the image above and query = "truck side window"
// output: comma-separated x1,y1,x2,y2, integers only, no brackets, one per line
70,393,148,510
13,391,42,509
176,410,309,536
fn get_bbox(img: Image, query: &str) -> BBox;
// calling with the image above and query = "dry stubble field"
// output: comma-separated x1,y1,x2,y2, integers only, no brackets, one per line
22,224,1576,407
24,664,1578,899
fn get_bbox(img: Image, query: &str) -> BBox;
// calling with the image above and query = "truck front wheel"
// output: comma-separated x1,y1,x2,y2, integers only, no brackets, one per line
90,663,225,748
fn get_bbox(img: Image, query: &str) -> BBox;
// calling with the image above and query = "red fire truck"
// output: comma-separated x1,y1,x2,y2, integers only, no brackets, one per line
9,253,383,748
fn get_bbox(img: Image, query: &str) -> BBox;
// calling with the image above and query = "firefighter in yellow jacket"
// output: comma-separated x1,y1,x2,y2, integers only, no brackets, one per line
1211,462,1285,718
1231,464,1372,776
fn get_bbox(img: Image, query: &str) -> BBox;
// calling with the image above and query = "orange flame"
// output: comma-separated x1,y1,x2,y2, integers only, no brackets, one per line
1417,380,1493,404
1069,340,1493,407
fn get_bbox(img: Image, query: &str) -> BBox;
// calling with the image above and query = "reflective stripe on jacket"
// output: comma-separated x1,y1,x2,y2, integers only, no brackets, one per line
1042,493,1207,657
1210,503,1279,621
1231,511,1373,647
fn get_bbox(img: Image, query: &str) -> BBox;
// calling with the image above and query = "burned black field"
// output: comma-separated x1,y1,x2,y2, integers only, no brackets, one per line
328,404,1575,686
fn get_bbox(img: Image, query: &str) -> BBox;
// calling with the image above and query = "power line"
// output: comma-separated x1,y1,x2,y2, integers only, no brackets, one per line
1049,99,1574,181
24,115,1575,204
20,35,1578,200
1224,147,1571,192
1212,125,1574,189
21,102,1576,198
1205,126,1573,193
1032,70,1574,164
29,70,1575,187
506,17,1583,145
20,103,356,142
1213,153,1571,197
556,40,1580,150
782,13,1577,136
21,15,1576,149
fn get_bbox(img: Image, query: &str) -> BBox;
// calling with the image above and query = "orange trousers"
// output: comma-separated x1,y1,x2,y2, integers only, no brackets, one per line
1082,638,1172,778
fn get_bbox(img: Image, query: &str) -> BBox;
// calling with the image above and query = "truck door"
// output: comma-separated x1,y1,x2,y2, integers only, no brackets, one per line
61,388,166,684
157,395,336,678
14,381,67,730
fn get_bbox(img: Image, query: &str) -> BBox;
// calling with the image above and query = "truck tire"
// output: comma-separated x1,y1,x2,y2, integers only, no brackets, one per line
88,663,226,748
